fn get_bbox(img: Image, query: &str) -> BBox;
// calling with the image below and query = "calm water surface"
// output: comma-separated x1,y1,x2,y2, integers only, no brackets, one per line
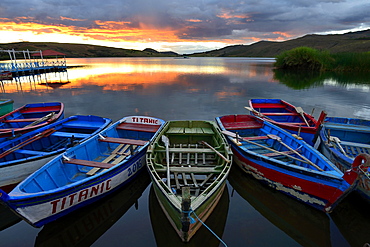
1,57,370,247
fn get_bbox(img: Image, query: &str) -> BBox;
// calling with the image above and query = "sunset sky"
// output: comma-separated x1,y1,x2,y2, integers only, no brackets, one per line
1,0,369,54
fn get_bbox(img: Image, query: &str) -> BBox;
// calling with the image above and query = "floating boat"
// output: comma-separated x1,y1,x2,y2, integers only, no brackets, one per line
317,116,370,203
0,115,165,227
248,99,326,145
0,102,64,140
0,115,112,190
146,120,232,242
149,184,230,247
216,114,369,212
0,99,14,116
35,171,151,247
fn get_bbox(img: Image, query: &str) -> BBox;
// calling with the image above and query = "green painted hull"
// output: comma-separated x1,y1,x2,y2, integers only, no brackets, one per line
0,99,13,116
146,120,232,242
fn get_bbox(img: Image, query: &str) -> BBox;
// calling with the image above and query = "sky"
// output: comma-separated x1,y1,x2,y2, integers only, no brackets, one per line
1,0,370,54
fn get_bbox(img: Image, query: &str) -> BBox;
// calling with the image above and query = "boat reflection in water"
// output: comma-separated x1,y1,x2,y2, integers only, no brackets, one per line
331,193,370,247
0,203,21,231
228,166,332,247
34,171,151,247
149,184,230,247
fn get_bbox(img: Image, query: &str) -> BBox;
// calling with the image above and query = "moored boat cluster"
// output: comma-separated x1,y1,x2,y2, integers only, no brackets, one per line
0,98,369,244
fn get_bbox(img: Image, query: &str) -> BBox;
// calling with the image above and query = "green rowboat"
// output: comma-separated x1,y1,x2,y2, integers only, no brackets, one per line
146,120,232,243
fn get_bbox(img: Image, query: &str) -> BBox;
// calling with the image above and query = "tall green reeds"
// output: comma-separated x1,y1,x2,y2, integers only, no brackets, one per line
275,47,370,72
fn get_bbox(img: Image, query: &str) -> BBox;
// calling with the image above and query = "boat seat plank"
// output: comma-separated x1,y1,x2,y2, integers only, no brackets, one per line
157,166,221,174
341,141,370,150
116,122,161,133
51,131,90,139
223,122,263,130
20,106,60,113
242,135,269,141
63,159,114,169
163,147,215,153
262,150,297,157
166,127,184,134
262,112,299,116
99,137,147,146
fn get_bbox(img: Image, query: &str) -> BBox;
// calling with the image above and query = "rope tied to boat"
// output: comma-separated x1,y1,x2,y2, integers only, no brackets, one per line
184,208,228,247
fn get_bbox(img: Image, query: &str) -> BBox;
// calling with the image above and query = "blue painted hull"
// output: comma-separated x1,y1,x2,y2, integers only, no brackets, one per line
318,117,370,203
216,114,367,212
0,116,165,227
0,115,112,188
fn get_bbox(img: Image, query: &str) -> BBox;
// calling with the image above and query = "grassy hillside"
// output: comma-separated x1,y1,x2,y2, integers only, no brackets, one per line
0,42,178,60
1,29,370,59
190,29,370,57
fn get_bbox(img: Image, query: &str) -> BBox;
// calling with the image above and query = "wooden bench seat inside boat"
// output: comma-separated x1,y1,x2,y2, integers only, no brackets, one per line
20,106,60,113
156,166,221,174
223,121,263,130
116,122,161,133
262,150,298,157
63,158,115,169
157,147,216,153
51,131,91,139
98,137,148,146
262,112,299,116
166,127,214,135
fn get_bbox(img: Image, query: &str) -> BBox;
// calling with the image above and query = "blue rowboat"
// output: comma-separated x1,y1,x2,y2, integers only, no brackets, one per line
0,115,112,190
0,99,14,116
0,102,64,140
216,114,369,212
317,116,370,203
248,99,327,145
0,115,165,227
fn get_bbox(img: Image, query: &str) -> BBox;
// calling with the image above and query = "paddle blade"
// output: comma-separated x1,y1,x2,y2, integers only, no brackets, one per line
161,135,170,147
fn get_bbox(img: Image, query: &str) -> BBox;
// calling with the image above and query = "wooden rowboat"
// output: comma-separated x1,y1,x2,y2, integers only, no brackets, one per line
0,115,112,190
0,102,64,140
0,115,165,227
216,114,369,212
248,99,326,145
146,120,232,242
317,116,370,203
0,99,14,116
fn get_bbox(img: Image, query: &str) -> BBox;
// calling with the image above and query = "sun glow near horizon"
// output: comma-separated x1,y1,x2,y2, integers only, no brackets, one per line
0,19,235,54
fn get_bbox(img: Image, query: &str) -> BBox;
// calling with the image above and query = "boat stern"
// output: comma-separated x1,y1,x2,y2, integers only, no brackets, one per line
343,153,370,185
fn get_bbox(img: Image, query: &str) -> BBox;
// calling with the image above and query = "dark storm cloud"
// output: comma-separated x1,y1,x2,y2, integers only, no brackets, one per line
1,0,369,41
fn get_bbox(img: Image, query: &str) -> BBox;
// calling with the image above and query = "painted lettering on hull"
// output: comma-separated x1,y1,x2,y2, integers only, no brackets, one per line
50,180,112,214
131,117,159,125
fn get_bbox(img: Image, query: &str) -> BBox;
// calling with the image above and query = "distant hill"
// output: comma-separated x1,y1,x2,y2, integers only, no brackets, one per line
1,29,370,59
189,29,370,57
0,42,178,60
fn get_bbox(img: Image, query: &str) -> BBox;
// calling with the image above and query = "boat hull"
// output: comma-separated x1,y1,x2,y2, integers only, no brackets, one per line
318,118,370,203
0,99,14,116
0,116,165,227
216,114,362,212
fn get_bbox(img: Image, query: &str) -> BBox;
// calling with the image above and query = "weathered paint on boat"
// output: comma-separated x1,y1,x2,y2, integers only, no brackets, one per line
317,116,370,203
0,99,14,116
216,114,369,212
146,120,232,242
249,99,326,145
0,116,165,227
0,102,64,140
0,115,112,188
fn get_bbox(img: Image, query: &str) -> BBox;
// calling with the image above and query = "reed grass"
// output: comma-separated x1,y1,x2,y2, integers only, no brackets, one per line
275,47,370,71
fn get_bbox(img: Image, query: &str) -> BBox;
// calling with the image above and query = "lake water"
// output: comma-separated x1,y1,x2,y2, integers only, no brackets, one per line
0,57,369,247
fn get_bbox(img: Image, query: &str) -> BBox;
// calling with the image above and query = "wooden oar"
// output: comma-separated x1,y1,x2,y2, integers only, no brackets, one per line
244,106,273,121
25,112,56,127
162,135,171,188
200,141,230,163
0,128,56,159
329,136,347,156
295,107,310,127
267,134,324,171
221,130,308,164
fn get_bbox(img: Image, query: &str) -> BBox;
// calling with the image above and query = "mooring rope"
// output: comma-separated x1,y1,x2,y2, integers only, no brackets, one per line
188,208,228,247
